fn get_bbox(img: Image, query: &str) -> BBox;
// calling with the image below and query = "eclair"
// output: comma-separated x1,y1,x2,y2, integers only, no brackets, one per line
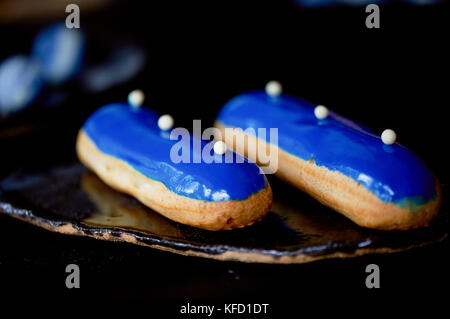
77,100,272,231
215,85,441,230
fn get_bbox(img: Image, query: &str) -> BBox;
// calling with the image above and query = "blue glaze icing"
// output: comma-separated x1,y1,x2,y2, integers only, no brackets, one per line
217,90,437,207
32,23,85,85
83,103,266,202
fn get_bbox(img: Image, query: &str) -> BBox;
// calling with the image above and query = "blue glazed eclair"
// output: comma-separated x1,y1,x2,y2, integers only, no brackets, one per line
215,87,441,230
76,102,272,230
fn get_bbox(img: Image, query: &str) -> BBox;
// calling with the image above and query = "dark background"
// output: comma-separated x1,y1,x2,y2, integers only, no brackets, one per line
0,0,448,313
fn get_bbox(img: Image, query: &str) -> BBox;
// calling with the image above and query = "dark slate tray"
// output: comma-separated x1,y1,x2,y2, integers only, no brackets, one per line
0,160,447,264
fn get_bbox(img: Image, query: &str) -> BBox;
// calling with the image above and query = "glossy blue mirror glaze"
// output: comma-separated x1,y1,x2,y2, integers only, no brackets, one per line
83,103,266,202
217,91,437,207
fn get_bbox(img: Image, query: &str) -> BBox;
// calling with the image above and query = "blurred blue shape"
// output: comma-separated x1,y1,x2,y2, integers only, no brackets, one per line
32,23,85,85
82,43,147,93
0,55,43,117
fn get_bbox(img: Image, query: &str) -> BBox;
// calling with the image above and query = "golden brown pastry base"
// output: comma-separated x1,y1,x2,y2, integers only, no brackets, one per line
215,122,441,230
76,130,272,231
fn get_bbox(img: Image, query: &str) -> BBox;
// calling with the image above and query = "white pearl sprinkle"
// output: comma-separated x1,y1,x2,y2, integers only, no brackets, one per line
265,81,282,97
158,114,174,131
213,141,227,155
314,105,329,119
128,89,145,109
381,129,397,145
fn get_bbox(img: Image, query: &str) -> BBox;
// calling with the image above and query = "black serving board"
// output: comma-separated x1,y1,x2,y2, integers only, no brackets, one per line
0,157,447,263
